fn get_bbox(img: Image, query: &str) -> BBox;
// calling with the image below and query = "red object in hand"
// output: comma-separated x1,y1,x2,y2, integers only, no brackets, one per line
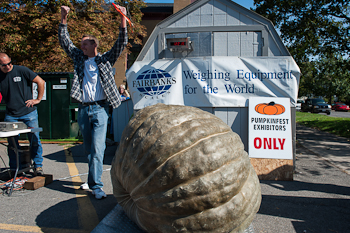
112,3,134,32
0,92,2,103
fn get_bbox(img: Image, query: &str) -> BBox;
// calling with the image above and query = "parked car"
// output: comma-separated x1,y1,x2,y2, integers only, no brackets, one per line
301,98,331,115
296,99,304,111
331,102,350,111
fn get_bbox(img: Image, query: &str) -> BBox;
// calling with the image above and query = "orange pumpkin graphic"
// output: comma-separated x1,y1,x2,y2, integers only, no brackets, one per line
255,101,285,115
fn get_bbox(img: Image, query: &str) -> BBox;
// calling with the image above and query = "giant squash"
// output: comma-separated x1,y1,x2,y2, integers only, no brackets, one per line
111,103,261,233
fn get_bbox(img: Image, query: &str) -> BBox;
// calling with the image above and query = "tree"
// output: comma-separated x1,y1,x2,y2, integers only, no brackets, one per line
298,55,350,103
313,55,350,103
0,0,146,72
253,0,350,100
254,0,349,63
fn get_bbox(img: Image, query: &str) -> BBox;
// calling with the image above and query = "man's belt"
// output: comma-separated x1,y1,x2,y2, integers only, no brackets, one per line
81,99,107,106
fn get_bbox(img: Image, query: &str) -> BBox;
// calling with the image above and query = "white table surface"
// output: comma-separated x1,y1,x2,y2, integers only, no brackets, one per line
0,128,43,138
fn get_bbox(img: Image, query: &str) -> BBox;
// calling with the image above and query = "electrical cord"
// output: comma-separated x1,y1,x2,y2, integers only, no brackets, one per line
54,168,111,182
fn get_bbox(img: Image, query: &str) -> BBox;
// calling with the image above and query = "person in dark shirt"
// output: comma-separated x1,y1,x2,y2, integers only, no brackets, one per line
0,53,45,176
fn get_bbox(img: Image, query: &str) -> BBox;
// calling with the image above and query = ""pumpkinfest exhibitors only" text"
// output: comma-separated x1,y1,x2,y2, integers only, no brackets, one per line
251,117,289,131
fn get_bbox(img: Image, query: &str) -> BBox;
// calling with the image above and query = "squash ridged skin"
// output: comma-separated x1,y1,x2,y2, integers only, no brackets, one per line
111,103,261,233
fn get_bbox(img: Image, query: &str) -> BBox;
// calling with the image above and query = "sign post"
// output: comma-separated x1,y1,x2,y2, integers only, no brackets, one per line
248,97,294,180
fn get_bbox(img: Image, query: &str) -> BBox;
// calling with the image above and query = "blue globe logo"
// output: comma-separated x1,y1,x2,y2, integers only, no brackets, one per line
136,69,173,96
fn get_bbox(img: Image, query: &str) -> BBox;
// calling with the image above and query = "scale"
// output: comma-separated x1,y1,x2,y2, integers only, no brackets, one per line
0,122,27,132
167,37,192,52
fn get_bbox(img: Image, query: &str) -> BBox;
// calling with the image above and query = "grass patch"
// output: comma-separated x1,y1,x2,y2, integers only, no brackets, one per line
42,138,83,142
296,112,350,138
0,138,83,145
41,139,84,146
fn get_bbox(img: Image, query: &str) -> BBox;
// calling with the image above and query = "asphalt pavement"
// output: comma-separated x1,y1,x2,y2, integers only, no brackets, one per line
254,124,350,233
328,109,350,118
0,123,349,233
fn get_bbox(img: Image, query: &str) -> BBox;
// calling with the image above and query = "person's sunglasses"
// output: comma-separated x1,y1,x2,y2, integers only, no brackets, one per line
1,61,11,67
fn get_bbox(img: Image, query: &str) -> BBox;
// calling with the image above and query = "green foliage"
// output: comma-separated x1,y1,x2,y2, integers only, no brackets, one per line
296,111,350,138
254,0,349,62
299,55,350,102
254,0,350,99
0,0,146,72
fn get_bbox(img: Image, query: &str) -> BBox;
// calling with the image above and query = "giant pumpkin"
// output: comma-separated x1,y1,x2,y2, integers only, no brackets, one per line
111,103,261,233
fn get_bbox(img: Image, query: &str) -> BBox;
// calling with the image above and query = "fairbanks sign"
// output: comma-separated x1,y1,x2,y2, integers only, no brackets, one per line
126,57,300,109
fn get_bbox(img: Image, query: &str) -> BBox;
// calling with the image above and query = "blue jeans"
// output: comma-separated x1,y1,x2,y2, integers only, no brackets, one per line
5,110,43,170
78,102,109,190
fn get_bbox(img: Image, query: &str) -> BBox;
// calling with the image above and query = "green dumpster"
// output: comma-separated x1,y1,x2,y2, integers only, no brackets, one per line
36,72,80,139
0,72,80,140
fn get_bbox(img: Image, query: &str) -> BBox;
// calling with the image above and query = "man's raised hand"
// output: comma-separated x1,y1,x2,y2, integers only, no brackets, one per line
112,4,127,28
61,6,70,24
114,4,127,16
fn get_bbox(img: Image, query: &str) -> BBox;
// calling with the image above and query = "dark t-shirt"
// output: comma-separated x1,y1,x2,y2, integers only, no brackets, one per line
0,65,37,117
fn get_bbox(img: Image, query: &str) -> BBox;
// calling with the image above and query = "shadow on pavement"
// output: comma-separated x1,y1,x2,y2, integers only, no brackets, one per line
254,141,350,233
36,194,117,233
297,124,350,158
262,180,350,196
45,180,87,194
43,144,118,165
258,191,350,233
32,144,120,232
40,144,118,196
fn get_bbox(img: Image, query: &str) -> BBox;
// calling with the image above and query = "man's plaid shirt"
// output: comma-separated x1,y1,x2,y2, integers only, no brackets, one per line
58,23,127,109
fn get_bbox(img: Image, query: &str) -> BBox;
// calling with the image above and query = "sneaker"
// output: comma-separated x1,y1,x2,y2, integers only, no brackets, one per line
34,167,44,176
80,182,89,190
92,188,107,200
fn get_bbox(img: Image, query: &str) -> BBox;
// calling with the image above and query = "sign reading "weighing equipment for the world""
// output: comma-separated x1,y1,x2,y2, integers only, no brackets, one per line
126,56,300,110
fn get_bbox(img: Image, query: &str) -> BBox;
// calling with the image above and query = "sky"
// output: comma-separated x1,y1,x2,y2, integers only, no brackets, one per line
145,0,255,10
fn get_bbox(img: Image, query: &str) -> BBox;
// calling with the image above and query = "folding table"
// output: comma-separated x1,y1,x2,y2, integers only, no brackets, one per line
0,127,42,196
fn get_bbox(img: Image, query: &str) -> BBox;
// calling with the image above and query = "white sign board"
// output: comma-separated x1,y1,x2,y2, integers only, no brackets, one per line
248,97,292,159
127,57,300,109
53,85,67,90
32,83,47,101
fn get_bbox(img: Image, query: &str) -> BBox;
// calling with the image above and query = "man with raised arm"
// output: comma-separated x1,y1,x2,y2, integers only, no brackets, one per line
59,5,127,199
